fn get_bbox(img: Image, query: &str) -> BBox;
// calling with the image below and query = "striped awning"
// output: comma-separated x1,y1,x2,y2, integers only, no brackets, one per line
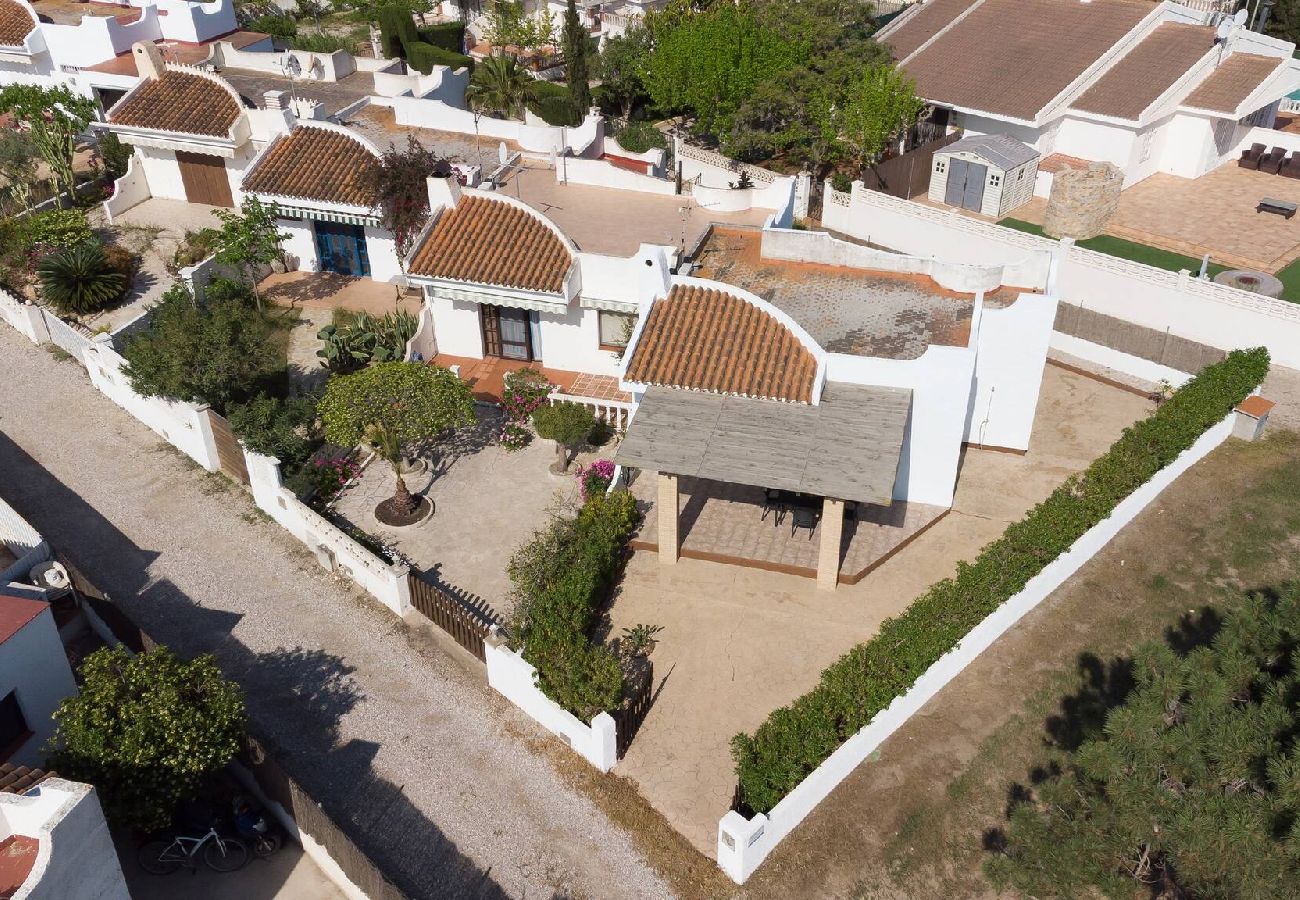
579,295,639,313
272,204,381,228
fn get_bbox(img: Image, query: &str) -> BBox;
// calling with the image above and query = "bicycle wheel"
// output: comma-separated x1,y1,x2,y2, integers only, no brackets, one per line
203,836,249,872
252,833,282,858
137,839,184,875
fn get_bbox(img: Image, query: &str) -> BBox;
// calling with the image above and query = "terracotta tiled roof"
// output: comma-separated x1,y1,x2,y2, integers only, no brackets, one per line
1183,53,1282,114
625,284,818,404
1073,23,1214,120
901,0,1152,122
243,126,379,208
108,70,241,138
883,0,976,61
408,193,571,293
0,765,51,795
0,0,35,47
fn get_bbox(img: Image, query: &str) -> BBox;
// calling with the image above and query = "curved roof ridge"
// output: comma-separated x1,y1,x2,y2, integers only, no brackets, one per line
242,123,383,209
0,0,36,49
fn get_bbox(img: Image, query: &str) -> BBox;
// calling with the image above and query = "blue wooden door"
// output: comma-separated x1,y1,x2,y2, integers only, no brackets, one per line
314,221,371,277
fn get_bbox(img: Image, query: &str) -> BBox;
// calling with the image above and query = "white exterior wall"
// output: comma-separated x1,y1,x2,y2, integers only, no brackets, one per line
537,306,622,377
0,605,77,768
136,146,186,201
428,294,485,357
967,292,1057,450
1,779,128,900
824,345,976,508
363,225,402,283
280,219,317,272
951,112,1043,150
1054,115,1137,171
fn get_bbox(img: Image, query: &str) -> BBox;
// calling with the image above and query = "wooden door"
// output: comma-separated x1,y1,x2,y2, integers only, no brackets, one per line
481,305,503,357
314,221,371,277
176,151,234,208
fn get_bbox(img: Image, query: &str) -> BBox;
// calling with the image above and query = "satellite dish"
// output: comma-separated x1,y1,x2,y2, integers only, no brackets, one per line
1234,7,1249,27
1215,17,1233,41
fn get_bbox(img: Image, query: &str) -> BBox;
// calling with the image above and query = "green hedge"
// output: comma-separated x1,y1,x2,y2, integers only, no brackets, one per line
417,21,465,53
527,80,580,126
376,4,415,58
731,348,1271,814
403,41,473,75
508,490,639,719
613,121,666,154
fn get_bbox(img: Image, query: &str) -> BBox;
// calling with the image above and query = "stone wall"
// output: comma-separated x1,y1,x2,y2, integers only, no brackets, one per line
1043,162,1123,240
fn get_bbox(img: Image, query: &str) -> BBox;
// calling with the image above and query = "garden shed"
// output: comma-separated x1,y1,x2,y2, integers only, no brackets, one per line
929,134,1039,218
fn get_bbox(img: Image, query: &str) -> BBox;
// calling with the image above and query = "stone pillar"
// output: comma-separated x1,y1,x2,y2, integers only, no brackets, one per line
817,498,845,590
1233,396,1274,441
657,472,679,564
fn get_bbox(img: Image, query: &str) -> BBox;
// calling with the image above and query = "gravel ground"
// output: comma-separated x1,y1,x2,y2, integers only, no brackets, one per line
0,327,672,900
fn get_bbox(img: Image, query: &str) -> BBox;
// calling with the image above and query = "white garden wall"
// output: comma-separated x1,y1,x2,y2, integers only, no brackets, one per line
967,292,1058,450
717,409,1241,883
556,157,676,195
102,152,151,222
391,97,601,157
484,634,617,771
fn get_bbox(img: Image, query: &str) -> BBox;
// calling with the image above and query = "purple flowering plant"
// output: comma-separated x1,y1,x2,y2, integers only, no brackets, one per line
576,458,616,502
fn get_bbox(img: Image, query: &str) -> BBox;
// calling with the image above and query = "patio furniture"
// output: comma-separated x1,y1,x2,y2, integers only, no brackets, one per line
1260,146,1287,174
1239,142,1267,169
1282,153,1300,179
790,504,820,540
761,488,787,525
1257,198,1298,219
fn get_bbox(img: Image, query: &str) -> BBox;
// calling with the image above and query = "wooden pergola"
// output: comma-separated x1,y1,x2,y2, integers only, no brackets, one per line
615,383,912,588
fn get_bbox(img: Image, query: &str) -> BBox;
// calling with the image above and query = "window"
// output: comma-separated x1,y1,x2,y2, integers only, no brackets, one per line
989,173,1001,187
0,692,29,760
598,311,636,349
935,159,947,174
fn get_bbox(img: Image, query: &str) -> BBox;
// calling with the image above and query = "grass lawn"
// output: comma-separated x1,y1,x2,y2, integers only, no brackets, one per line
1273,256,1300,303
998,217,1229,278
739,430,1300,900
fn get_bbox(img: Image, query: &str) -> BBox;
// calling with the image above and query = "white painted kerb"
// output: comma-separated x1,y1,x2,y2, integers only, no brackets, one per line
717,411,1240,883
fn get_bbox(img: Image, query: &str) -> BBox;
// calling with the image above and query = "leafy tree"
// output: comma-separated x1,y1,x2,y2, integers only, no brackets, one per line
562,0,593,119
0,84,97,202
318,361,475,506
467,53,544,119
838,64,925,176
597,25,651,119
227,392,319,475
122,280,284,413
0,130,40,213
359,134,448,266
532,401,595,473
483,0,554,52
987,586,1300,900
96,131,133,183
37,241,126,316
213,196,286,308
48,646,247,831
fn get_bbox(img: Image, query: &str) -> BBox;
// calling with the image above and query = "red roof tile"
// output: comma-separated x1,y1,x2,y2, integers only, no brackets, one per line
0,596,45,647
243,126,379,208
108,69,241,138
0,0,35,47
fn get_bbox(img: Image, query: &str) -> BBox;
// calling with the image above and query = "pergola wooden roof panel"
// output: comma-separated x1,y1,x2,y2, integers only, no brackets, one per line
617,383,911,505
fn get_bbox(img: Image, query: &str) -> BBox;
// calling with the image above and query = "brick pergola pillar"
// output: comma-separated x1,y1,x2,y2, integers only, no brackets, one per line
817,498,845,590
657,472,679,564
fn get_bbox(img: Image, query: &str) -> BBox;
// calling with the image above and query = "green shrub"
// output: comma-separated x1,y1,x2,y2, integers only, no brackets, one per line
21,208,93,252
288,30,354,53
247,13,298,38
377,3,416,58
508,490,640,719
732,348,1272,814
613,120,665,153
227,392,319,476
98,132,132,181
417,21,465,52
533,400,595,472
37,241,126,315
526,79,579,126
403,41,473,75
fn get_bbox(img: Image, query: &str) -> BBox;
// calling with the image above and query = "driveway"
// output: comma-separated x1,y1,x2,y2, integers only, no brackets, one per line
0,326,670,900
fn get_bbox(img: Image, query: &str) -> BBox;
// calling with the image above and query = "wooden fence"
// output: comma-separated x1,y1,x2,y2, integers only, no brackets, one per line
862,132,960,200
407,571,495,662
613,658,654,759
205,409,250,485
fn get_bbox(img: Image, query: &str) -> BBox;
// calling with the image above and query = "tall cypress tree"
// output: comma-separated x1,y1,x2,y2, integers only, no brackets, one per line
563,0,592,120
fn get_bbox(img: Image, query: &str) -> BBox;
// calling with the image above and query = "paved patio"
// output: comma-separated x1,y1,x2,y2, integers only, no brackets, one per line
428,353,631,406
330,410,609,617
259,271,421,316
628,476,947,582
612,363,1156,855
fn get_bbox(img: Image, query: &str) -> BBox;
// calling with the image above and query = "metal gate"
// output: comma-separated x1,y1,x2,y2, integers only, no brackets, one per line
205,409,250,485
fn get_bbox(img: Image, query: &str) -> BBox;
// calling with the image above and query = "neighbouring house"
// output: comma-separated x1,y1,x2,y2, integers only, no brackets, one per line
241,121,403,282
0,595,76,770
929,133,1040,216
881,0,1300,194
0,772,128,900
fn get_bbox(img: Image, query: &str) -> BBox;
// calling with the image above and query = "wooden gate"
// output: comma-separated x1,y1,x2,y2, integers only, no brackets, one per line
407,572,492,662
613,658,654,758
177,151,234,208
205,409,249,485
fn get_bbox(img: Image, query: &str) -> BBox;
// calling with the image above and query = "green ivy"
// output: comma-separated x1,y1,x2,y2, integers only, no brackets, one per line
732,348,1271,814
507,491,640,719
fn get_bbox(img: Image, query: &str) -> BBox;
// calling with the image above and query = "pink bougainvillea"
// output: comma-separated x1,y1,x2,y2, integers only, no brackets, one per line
576,458,616,502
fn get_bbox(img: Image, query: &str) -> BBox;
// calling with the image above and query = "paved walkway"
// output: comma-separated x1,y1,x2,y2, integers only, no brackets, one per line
0,327,671,900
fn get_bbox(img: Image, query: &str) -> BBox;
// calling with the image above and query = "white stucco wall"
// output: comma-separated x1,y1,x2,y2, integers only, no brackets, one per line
0,604,77,768
537,306,622,377
427,294,484,358
136,146,186,201
966,292,1058,450
363,226,402,283
1,779,128,900
280,219,317,272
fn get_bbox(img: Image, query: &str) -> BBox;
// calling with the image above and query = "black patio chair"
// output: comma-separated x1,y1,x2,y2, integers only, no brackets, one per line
761,488,787,525
1239,142,1266,169
1260,146,1288,175
790,505,819,540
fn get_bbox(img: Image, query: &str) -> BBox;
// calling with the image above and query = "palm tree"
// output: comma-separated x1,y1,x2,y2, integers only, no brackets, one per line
467,54,542,120
37,242,126,316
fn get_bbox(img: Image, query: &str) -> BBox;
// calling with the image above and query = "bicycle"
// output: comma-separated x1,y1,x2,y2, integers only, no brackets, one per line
137,825,249,875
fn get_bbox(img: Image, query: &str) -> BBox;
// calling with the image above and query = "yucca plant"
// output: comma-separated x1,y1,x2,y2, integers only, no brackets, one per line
38,241,126,315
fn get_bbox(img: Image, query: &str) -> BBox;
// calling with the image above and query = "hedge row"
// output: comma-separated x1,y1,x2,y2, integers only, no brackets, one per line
405,42,474,76
527,80,580,127
417,22,465,53
377,5,473,75
507,490,639,719
732,348,1271,814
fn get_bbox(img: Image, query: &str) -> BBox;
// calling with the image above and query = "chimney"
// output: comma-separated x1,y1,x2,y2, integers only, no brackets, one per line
132,42,166,80
426,173,461,212
637,244,671,307
263,90,287,111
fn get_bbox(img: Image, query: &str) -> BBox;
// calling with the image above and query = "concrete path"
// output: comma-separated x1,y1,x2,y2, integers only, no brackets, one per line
0,327,671,900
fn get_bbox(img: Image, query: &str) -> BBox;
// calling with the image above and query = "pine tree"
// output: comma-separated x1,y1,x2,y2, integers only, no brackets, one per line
562,0,592,120
986,586,1300,899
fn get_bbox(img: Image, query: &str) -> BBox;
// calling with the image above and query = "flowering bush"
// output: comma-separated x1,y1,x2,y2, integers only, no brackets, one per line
576,458,615,502
304,453,360,505
499,367,555,451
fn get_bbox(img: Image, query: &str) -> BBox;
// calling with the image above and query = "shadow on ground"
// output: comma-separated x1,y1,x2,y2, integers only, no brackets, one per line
0,429,510,900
